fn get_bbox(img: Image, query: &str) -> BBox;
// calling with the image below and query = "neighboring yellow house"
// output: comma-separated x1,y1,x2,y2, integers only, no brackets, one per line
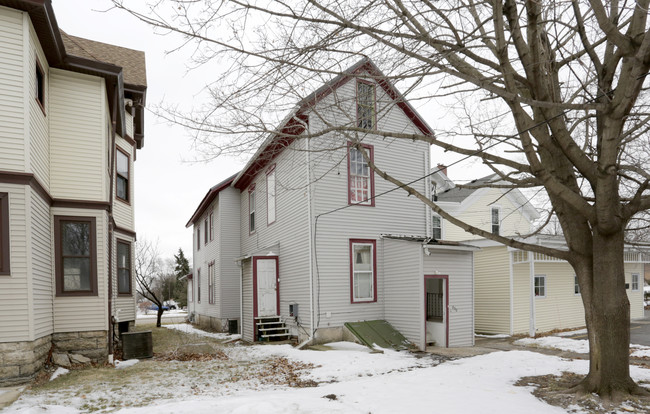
0,0,147,385
432,170,648,336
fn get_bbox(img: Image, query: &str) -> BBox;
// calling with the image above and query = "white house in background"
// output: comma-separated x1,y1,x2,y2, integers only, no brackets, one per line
432,170,647,336
0,0,147,385
186,58,477,350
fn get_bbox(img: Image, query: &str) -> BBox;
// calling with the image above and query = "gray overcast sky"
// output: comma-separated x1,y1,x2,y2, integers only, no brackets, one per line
51,0,490,263
53,0,246,261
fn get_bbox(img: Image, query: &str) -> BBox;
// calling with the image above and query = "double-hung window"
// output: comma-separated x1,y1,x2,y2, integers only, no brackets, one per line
35,59,46,113
348,143,374,206
357,81,375,129
116,148,129,202
204,218,208,245
55,216,97,296
249,186,256,233
117,240,132,295
632,274,640,291
0,193,9,275
197,268,201,303
208,261,215,304
267,167,276,225
534,275,546,298
432,215,442,240
491,207,500,235
209,212,214,241
574,275,580,295
197,227,201,251
350,239,377,303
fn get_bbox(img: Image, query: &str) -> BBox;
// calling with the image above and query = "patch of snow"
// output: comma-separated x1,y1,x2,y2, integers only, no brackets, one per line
49,368,69,381
475,333,510,339
164,323,241,341
553,329,587,337
515,336,590,353
114,359,139,369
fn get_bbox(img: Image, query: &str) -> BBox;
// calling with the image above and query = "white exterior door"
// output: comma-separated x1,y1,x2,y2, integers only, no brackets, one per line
257,259,277,316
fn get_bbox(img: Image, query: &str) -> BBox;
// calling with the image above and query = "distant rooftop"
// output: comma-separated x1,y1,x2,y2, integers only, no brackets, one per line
436,174,498,203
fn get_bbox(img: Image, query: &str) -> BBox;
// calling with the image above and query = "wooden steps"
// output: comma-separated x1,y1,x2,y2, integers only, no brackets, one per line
255,316,290,341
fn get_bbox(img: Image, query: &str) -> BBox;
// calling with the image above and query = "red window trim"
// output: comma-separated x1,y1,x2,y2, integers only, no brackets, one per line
252,256,280,340
204,217,208,245
355,79,376,130
347,142,375,207
197,267,201,303
248,184,256,235
54,215,98,297
349,239,377,304
0,193,10,275
116,238,132,296
209,211,214,241
266,165,276,226
208,261,215,304
115,147,130,204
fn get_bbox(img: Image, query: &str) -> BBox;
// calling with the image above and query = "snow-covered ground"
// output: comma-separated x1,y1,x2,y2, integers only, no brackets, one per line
6,325,650,414
514,333,650,358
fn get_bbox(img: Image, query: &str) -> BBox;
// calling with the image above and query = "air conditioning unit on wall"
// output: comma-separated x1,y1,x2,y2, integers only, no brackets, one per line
122,331,153,359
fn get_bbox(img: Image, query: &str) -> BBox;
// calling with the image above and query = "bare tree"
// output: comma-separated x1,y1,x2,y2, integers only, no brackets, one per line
135,239,166,327
113,0,650,399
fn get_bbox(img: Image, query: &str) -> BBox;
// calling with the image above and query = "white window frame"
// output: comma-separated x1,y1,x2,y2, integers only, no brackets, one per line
491,206,500,235
350,240,376,303
574,275,580,295
249,186,256,234
632,273,640,291
432,214,442,240
534,274,546,298
208,261,215,304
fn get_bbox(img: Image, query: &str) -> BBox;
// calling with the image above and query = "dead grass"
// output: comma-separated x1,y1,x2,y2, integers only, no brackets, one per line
515,372,650,413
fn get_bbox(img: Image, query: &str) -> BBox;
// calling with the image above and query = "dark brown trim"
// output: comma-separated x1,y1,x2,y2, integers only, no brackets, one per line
116,238,132,296
123,134,137,148
186,173,238,227
115,146,131,204
0,193,10,275
35,56,47,116
0,171,113,211
54,215,98,297
113,224,136,239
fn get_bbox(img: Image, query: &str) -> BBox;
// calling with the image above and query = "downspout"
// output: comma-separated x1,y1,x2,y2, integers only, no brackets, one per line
238,261,243,335
107,85,118,364
306,119,315,344
509,251,514,336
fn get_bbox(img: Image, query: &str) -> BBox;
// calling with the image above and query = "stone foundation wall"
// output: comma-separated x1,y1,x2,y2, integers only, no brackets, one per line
52,330,108,363
195,314,231,333
0,335,51,386
298,326,360,346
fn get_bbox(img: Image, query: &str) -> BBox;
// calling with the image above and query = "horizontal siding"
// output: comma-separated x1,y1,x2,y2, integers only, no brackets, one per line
219,188,241,319
0,6,26,172
52,208,108,332
241,260,254,342
627,263,645,319
49,69,106,201
192,195,222,319
443,188,532,241
30,187,53,338
240,139,311,333
113,137,134,230
113,235,135,322
28,21,50,189
512,263,531,335
473,246,511,334
382,238,423,349
0,185,30,341
424,249,474,347
533,262,585,333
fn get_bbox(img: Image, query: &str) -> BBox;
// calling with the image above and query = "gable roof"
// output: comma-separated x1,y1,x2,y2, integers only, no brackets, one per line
185,172,239,227
0,0,147,148
437,173,540,221
61,32,147,88
232,57,435,190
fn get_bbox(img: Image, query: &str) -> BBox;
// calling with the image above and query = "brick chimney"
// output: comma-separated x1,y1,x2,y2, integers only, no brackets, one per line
437,164,447,176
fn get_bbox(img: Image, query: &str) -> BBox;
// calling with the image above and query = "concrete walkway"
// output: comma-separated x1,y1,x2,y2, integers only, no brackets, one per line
0,387,23,410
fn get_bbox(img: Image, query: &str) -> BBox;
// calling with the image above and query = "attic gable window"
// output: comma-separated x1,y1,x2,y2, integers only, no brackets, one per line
348,143,375,206
357,81,375,129
491,207,500,235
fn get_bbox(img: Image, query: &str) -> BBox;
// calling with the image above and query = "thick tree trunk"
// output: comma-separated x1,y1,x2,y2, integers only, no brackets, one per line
577,229,639,399
156,308,164,328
